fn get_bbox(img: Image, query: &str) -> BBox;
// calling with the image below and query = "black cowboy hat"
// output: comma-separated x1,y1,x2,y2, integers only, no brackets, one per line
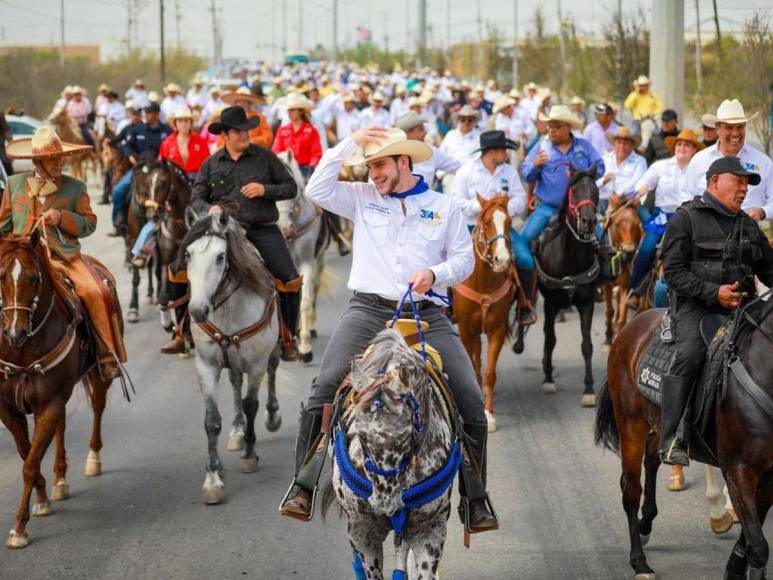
476,130,518,153
209,106,260,135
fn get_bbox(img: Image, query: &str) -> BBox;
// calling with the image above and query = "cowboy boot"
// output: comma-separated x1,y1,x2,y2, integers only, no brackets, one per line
458,422,499,538
516,267,538,326
279,405,323,520
160,333,186,354
658,375,692,466
278,289,300,362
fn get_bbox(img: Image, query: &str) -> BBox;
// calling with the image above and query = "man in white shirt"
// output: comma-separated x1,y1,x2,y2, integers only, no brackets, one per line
125,79,149,110
199,87,225,126
280,126,498,536
583,103,620,156
439,105,481,167
360,91,391,126
521,82,540,120
102,91,127,133
331,92,362,142
160,83,186,125
597,127,648,213
682,99,773,221
186,78,208,108
396,112,460,188
389,85,409,125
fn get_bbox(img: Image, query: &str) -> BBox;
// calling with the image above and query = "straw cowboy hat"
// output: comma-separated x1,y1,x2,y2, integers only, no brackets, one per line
370,91,386,103
714,99,759,125
133,78,145,87
509,89,522,100
98,83,111,92
538,105,583,130
344,128,432,167
407,97,424,109
395,111,426,132
569,96,585,106
148,91,161,103
165,83,182,94
222,87,262,105
633,75,651,86
493,97,516,114
536,88,552,102
342,92,357,103
457,104,480,118
523,82,539,92
606,126,642,147
283,93,315,110
7,126,92,160
664,128,705,153
701,113,717,129
209,86,222,96
72,85,87,95
171,105,193,124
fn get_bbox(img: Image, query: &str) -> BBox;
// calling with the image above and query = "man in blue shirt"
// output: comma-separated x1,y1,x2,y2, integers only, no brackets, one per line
515,106,605,315
108,102,173,236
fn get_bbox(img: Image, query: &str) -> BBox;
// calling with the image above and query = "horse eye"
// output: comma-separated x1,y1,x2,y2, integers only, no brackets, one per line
216,253,225,263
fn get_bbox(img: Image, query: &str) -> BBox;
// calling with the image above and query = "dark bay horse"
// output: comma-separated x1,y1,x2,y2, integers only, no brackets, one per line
595,305,773,579
0,235,115,549
513,167,601,407
455,194,517,432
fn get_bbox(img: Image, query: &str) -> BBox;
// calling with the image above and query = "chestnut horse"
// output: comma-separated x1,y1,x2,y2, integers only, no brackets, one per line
601,196,642,345
0,234,117,549
595,305,773,579
454,195,517,432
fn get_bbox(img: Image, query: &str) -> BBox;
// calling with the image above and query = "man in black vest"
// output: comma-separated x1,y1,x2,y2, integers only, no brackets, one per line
643,108,679,166
660,156,773,465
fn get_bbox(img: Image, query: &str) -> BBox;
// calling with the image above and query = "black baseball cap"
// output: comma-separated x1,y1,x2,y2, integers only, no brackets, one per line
660,109,678,121
145,102,161,113
706,156,761,186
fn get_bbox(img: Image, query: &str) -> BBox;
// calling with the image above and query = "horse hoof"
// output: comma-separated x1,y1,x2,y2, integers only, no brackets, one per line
541,382,557,394
6,530,29,549
299,351,313,363
711,509,735,534
126,310,139,323
178,350,192,359
666,472,685,492
310,329,318,339
226,432,244,452
84,451,102,477
202,486,224,505
50,480,70,501
512,341,524,355
484,410,497,432
634,574,656,580
265,410,282,432
32,501,52,517
581,394,596,407
240,457,259,473
729,507,739,524
640,533,650,546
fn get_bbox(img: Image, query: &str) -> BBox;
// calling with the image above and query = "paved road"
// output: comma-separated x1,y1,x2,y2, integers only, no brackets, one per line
0,186,769,579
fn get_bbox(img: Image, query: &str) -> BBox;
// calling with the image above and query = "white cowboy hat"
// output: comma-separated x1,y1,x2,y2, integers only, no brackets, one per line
633,75,651,86
569,96,585,106
133,78,145,87
125,99,135,110
61,86,74,96
148,91,161,103
342,92,357,103
538,105,583,130
172,105,193,121
7,126,92,160
222,87,262,105
536,88,552,102
407,97,424,109
457,104,480,118
344,127,432,167
98,83,110,92
370,91,386,103
283,93,315,110
509,89,522,99
523,82,539,92
165,82,182,93
395,111,426,132
606,126,642,148
715,99,759,125
493,97,516,114
72,85,86,95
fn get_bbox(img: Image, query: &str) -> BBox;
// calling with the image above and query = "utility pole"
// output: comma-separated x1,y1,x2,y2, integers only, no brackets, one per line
694,0,702,93
446,0,451,69
298,0,303,51
711,0,722,59
382,11,389,55
476,0,483,42
556,0,566,95
159,0,166,83
650,0,684,119
333,0,338,59
512,0,518,88
126,0,132,54
174,0,181,50
417,0,426,67
282,0,287,59
59,0,65,68
210,0,218,64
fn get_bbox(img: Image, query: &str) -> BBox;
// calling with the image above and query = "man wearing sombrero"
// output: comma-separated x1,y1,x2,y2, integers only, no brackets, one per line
0,128,127,380
280,126,499,536
683,99,773,222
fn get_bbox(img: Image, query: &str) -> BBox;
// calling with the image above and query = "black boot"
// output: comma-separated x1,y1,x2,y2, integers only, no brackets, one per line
278,289,301,361
458,422,499,544
279,405,323,521
658,375,692,466
517,267,537,326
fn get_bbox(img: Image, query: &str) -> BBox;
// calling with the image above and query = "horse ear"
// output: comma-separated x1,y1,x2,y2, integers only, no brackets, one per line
218,208,229,229
185,206,200,229
589,162,597,178
29,228,41,247
287,149,294,163
476,193,485,207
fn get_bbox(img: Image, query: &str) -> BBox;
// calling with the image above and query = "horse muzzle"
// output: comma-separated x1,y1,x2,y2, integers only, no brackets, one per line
5,327,28,347
189,304,209,324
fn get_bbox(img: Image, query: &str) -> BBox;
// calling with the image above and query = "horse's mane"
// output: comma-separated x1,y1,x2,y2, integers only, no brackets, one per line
0,235,74,307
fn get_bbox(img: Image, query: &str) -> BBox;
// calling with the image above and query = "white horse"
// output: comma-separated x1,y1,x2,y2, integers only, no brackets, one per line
638,116,658,154
181,209,282,504
276,150,326,363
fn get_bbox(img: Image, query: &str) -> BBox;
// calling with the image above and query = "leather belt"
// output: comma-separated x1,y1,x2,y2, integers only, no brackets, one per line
354,292,435,312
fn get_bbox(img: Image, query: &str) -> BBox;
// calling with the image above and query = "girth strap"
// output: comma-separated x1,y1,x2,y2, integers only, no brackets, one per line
535,255,600,291
454,277,513,334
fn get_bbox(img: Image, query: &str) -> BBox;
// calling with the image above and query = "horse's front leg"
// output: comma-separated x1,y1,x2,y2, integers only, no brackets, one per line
603,283,614,345
724,465,769,579
265,349,282,432
85,370,111,477
409,511,450,580
541,299,558,393
616,272,631,333
298,261,314,363
127,264,140,322
239,365,262,473
226,368,246,452
483,322,508,432
577,297,596,407
50,414,69,501
196,357,224,504
347,518,386,580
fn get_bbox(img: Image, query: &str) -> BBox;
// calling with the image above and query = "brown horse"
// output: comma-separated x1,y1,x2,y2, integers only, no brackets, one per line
454,195,517,432
46,108,99,182
601,196,642,345
595,305,773,579
0,234,115,549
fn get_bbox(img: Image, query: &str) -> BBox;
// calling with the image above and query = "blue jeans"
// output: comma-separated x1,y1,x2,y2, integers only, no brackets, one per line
629,229,662,292
112,169,133,228
79,123,95,147
132,221,156,257
654,278,668,308
512,201,559,270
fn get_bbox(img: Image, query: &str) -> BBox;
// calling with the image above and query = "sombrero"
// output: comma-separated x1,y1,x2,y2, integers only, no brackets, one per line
344,128,432,167
222,87,262,105
7,126,92,160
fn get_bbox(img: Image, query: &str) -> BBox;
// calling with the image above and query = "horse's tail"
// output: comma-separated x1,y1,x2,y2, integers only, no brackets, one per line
593,380,620,453
319,479,341,522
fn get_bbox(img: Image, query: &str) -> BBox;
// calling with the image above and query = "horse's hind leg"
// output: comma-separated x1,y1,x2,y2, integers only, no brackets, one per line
298,261,314,363
50,415,69,501
226,369,246,452
146,258,156,304
85,372,110,477
638,434,660,545
603,284,614,346
197,359,224,504
483,325,508,432
127,265,140,322
577,299,596,406
265,350,282,432
725,466,769,578
707,465,735,533
541,299,558,393
239,368,261,473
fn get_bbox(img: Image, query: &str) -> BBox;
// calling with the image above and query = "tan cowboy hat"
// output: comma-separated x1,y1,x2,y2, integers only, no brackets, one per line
125,99,136,110
98,83,111,92
395,111,426,132
536,88,552,102
283,93,315,110
171,105,193,122
209,86,222,96
493,97,516,114
633,75,651,86
342,92,357,103
569,96,585,106
394,85,407,95
370,91,386,103
701,113,717,129
538,105,583,130
715,99,759,125
72,85,87,95
148,91,161,103
133,78,145,87
344,128,432,167
165,82,182,94
61,86,74,97
607,126,642,147
407,97,424,109
457,104,479,118
523,81,539,92
664,128,705,153
7,126,92,160
222,87,261,105
509,89,522,100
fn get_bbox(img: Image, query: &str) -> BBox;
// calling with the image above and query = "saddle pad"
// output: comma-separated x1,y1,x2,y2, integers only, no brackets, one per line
636,330,676,406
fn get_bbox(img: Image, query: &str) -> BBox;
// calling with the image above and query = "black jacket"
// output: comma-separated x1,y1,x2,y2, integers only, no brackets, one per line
662,195,773,306
644,129,678,166
191,144,296,228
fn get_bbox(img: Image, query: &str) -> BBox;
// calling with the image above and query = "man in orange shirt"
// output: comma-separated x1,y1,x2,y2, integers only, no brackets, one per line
217,88,272,149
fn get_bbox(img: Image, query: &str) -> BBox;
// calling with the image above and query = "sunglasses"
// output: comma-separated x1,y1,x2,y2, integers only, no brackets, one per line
459,117,476,123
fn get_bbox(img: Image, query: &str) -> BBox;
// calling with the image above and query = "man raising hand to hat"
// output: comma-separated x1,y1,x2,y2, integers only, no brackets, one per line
279,125,499,537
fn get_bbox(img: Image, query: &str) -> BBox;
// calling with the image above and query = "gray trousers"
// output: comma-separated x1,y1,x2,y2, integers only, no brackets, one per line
307,293,487,426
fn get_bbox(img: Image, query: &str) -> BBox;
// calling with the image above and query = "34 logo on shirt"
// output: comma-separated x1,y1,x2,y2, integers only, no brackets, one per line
745,162,760,173
420,208,443,225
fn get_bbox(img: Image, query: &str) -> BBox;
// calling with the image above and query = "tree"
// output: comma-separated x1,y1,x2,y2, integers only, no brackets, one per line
601,8,650,104
738,12,773,154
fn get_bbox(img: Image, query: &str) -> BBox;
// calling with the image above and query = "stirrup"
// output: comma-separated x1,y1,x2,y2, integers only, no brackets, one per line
458,493,499,548
278,479,318,522
660,439,690,467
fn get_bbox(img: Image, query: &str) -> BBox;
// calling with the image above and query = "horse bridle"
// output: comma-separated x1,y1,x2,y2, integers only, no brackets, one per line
0,253,55,339
472,205,512,268
565,184,598,244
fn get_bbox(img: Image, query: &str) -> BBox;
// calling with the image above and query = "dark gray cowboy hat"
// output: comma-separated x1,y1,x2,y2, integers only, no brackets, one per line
209,106,260,134
476,129,518,153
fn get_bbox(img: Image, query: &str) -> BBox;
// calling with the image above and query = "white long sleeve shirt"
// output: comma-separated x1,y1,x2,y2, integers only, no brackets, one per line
597,150,647,200
634,156,691,213
360,106,391,127
439,128,481,167
449,157,527,226
304,137,474,304
682,142,773,217
413,145,461,187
